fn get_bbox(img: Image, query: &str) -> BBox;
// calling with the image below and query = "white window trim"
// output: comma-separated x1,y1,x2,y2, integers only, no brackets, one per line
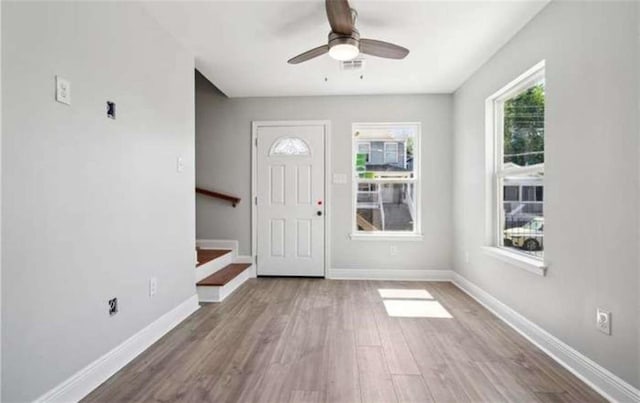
383,142,399,164
351,122,422,240
482,246,547,276
485,60,547,274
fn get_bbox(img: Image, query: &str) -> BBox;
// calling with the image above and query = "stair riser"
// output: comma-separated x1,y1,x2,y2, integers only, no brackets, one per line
197,265,251,303
196,240,239,254
195,252,233,282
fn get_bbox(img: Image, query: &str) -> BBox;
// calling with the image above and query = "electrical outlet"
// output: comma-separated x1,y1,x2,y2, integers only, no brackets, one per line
176,157,184,173
390,245,398,256
55,76,71,105
108,298,118,316
149,277,158,297
464,251,470,264
596,308,611,335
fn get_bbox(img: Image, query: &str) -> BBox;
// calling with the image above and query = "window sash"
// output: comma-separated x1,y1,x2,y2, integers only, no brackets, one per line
490,62,545,260
352,122,421,236
383,142,398,163
357,142,371,155
354,180,418,233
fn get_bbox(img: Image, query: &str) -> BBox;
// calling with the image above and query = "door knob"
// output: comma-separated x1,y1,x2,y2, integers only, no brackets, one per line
317,211,323,216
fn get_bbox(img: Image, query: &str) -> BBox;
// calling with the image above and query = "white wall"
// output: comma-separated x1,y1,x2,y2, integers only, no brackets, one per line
196,73,452,272
452,1,639,389
2,2,196,401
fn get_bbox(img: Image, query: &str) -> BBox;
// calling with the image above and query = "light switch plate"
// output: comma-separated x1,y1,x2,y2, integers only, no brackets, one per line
333,173,347,184
55,76,71,105
596,308,611,335
149,277,158,297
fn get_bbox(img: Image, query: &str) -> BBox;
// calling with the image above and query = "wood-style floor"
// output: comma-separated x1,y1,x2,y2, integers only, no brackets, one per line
84,279,604,402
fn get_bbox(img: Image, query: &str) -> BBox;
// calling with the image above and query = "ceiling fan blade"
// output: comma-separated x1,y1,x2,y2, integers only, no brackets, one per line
360,39,409,59
325,0,354,35
288,45,329,64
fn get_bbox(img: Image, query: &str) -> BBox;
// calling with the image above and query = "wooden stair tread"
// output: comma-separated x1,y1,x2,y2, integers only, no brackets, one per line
196,249,232,267
197,263,251,286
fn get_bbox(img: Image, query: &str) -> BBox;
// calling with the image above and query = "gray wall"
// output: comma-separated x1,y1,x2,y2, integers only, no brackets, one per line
196,73,452,271
452,1,639,388
2,2,196,401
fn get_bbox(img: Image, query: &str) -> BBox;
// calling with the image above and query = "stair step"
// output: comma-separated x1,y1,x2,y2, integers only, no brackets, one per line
196,249,232,267
197,263,252,286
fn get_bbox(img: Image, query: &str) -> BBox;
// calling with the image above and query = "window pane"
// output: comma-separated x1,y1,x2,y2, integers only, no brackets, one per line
356,182,415,232
357,143,370,162
501,170,544,259
354,128,415,176
503,82,544,168
384,143,398,163
522,186,536,201
354,124,418,234
504,186,519,201
269,137,310,156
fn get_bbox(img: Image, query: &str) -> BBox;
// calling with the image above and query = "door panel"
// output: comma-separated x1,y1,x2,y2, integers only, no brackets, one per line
256,124,325,277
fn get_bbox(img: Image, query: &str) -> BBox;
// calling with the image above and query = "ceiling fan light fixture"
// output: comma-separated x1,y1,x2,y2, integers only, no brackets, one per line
329,43,359,61
286,0,409,65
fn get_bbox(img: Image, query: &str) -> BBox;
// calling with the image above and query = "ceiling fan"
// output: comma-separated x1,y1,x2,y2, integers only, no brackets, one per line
288,0,409,64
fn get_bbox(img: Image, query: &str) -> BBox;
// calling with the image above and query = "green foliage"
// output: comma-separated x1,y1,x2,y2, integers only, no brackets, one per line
503,83,545,166
406,136,414,156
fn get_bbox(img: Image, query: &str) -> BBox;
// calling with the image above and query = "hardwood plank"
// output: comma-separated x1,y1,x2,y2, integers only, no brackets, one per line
353,282,382,346
474,361,540,402
371,288,421,375
392,375,434,403
324,329,361,403
289,390,321,403
357,346,398,403
196,248,232,267
196,263,251,286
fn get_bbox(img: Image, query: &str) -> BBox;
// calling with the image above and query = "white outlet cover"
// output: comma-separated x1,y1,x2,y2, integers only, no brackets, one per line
55,76,71,105
596,308,611,335
176,157,185,173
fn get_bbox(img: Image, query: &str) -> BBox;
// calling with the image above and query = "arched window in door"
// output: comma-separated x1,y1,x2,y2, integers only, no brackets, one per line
269,137,310,157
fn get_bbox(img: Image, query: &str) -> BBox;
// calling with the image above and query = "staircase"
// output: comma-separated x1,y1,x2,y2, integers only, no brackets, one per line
195,244,254,303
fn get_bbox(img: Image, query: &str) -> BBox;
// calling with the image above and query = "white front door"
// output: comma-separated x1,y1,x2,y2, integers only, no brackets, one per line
256,123,325,277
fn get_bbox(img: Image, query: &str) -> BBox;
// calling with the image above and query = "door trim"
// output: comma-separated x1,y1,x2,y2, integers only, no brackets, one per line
251,120,331,277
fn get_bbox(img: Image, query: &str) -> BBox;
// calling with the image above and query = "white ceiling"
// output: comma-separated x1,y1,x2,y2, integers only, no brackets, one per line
143,1,548,97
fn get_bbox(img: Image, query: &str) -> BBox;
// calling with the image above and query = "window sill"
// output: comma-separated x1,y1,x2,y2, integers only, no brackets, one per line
481,247,547,276
349,233,424,242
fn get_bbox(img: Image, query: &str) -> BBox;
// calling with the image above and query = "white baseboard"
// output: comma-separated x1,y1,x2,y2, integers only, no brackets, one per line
35,295,200,403
196,239,238,256
328,268,453,281
452,273,640,403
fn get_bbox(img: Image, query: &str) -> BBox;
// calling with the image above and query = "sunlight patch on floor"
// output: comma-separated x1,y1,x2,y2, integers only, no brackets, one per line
383,299,453,318
378,288,433,299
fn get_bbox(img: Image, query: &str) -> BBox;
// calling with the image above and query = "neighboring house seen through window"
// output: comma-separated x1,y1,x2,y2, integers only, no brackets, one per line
491,63,545,259
357,142,371,162
384,142,399,164
352,123,421,237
